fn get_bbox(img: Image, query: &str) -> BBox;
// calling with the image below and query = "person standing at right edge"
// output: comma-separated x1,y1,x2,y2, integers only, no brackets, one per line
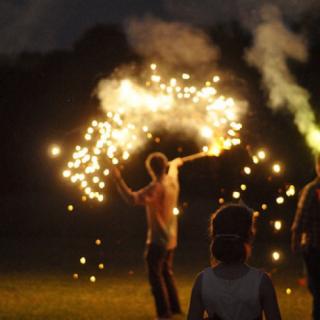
292,155,320,320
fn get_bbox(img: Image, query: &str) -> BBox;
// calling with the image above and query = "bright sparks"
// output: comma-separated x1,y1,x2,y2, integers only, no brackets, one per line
232,191,241,199
173,207,180,216
272,251,281,261
274,220,282,231
62,63,244,200
272,163,281,174
286,185,296,197
49,144,61,158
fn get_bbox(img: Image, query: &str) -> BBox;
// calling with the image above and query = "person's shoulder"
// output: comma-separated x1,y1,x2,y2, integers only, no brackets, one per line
247,266,267,279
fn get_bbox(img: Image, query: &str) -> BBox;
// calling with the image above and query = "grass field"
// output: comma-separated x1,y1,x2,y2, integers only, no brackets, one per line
0,267,311,320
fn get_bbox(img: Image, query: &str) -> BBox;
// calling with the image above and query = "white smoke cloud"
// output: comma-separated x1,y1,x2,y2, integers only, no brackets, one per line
245,5,320,153
126,17,219,67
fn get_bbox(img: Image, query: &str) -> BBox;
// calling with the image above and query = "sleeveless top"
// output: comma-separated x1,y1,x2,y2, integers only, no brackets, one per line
201,266,263,320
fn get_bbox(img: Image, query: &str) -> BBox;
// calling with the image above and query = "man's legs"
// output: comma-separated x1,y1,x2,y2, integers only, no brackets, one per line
145,244,171,318
163,249,182,314
304,248,320,320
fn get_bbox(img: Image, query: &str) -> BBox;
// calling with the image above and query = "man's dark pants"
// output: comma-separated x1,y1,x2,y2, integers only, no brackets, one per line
145,243,181,318
304,248,320,320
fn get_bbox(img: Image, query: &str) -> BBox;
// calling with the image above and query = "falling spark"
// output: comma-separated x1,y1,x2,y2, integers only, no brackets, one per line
286,288,292,295
73,273,79,280
232,191,241,199
49,144,61,158
274,220,282,231
276,196,285,204
257,150,266,160
173,207,180,216
244,166,252,175
272,251,281,261
286,185,295,197
273,163,281,174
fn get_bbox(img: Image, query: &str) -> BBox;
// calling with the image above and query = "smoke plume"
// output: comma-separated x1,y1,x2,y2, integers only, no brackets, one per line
245,5,320,153
126,17,219,67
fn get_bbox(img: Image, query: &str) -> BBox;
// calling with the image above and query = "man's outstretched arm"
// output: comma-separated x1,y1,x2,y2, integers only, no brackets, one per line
112,167,137,205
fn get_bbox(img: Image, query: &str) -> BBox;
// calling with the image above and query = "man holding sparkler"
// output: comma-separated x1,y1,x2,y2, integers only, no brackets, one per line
112,152,183,319
292,155,320,320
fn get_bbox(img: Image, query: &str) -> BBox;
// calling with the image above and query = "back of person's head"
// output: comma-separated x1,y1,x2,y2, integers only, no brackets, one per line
145,152,168,179
210,204,255,264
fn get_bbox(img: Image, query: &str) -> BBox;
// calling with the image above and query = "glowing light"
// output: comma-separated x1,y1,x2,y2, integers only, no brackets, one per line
240,184,247,191
80,257,86,265
219,198,225,204
150,63,157,71
286,288,292,295
63,170,71,178
272,251,281,261
273,163,281,174
286,185,295,197
274,220,282,231
90,276,96,283
232,191,241,199
244,167,252,175
276,196,285,204
49,145,61,157
201,127,213,138
98,263,104,270
182,73,190,80
252,156,259,164
261,204,268,210
257,150,266,160
213,75,220,83
67,204,74,212
95,239,102,246
73,273,79,280
173,207,180,216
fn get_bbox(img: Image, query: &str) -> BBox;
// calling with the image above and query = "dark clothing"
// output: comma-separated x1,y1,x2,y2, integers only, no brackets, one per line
292,177,320,319
145,244,181,318
292,177,320,251
303,248,320,320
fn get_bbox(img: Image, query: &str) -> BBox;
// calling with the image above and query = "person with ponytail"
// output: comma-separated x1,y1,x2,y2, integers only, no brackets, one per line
187,204,281,320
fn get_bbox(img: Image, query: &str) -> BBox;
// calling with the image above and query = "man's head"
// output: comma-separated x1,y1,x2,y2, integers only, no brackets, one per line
315,154,320,177
145,152,168,179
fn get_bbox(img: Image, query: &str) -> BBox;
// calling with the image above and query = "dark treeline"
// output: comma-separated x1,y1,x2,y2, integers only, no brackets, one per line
1,20,319,238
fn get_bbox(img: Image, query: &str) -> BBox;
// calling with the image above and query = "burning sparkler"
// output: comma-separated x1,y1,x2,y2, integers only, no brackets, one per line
62,63,244,201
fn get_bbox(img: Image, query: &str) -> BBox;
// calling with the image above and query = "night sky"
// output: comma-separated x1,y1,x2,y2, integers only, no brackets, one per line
1,0,320,53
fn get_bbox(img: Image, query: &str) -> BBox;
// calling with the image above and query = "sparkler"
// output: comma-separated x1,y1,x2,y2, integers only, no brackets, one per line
62,63,244,201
